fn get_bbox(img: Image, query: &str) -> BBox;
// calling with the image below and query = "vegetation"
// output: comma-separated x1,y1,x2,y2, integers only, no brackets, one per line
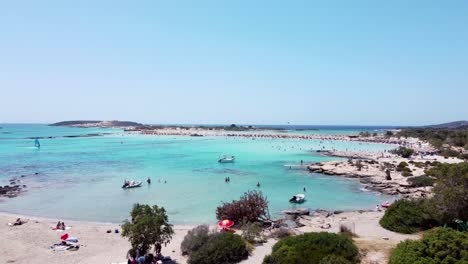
121,204,174,255
407,175,435,187
401,171,413,177
396,127,468,159
262,232,359,264
181,225,211,256
427,162,468,224
241,222,266,244
390,146,414,158
320,255,353,264
358,131,371,137
188,233,248,264
379,199,437,234
216,190,270,224
389,227,468,264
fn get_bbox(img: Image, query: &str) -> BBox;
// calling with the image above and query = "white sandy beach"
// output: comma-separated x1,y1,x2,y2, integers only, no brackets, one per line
0,212,279,264
0,210,419,264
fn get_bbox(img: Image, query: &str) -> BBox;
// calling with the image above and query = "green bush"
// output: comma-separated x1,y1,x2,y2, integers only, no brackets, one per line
319,255,353,264
401,171,413,177
262,232,359,264
398,161,409,168
389,227,468,264
379,199,437,234
390,147,414,158
188,233,248,264
408,175,435,187
181,225,210,255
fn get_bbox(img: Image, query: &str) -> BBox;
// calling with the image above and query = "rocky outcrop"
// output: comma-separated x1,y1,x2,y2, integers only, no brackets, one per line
308,159,433,199
0,176,29,198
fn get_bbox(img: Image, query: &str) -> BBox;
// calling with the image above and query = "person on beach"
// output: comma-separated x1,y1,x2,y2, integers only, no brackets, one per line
13,218,24,226
56,221,62,230
155,242,162,255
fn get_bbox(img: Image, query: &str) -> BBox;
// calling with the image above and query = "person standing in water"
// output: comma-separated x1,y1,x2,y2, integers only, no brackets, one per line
147,177,151,184
257,182,261,188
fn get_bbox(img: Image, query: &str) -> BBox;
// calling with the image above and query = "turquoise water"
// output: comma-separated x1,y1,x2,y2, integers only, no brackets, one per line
0,124,395,224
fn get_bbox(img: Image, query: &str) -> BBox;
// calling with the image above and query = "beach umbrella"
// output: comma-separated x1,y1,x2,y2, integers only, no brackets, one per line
61,233,69,240
218,219,234,229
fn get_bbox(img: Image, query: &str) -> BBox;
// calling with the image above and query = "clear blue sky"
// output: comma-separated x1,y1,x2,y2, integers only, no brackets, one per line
1,0,467,125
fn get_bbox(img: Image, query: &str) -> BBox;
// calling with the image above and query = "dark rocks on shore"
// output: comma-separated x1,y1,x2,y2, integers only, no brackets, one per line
282,208,310,216
0,184,23,197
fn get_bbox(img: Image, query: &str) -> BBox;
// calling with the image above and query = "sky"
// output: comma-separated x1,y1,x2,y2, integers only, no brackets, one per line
1,1,467,126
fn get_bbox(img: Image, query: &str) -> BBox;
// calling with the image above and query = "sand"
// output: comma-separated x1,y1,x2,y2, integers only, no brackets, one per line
296,211,420,264
0,212,192,264
0,212,277,264
0,210,418,264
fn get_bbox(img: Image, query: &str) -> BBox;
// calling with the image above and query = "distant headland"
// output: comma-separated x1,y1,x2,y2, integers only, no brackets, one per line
50,120,143,128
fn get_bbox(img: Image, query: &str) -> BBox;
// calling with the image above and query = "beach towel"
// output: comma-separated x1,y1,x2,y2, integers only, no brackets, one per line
53,226,71,231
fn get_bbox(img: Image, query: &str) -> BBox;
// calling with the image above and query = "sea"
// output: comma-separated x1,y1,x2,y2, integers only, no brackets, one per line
0,124,396,224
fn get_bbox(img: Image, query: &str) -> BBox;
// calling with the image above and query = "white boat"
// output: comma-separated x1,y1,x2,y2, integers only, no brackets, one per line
218,155,235,163
122,181,142,189
289,194,305,203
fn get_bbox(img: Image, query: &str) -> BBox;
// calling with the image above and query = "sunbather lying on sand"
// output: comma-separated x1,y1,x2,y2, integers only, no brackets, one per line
8,218,28,226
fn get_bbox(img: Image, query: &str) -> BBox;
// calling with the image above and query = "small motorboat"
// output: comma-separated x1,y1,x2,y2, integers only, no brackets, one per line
381,201,392,208
122,181,142,189
289,194,305,203
218,155,235,163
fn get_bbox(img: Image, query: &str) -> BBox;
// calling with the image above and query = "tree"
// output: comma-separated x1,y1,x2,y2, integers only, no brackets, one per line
389,227,468,264
355,160,363,171
390,147,414,158
122,204,174,255
216,190,270,224
385,169,392,180
427,163,468,224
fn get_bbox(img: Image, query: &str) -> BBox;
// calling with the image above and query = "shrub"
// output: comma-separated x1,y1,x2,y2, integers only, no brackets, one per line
262,232,359,264
241,222,266,244
268,227,292,239
397,161,408,168
401,171,413,177
390,147,414,158
188,233,248,264
407,175,435,187
379,199,437,234
181,225,210,256
216,190,270,224
389,227,468,264
121,204,174,255
320,255,353,264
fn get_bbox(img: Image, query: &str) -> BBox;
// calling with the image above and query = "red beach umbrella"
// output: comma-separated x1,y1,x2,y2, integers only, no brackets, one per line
61,233,69,240
218,219,234,229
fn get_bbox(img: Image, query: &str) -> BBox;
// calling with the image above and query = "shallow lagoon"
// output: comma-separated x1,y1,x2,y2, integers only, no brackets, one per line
0,124,395,224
